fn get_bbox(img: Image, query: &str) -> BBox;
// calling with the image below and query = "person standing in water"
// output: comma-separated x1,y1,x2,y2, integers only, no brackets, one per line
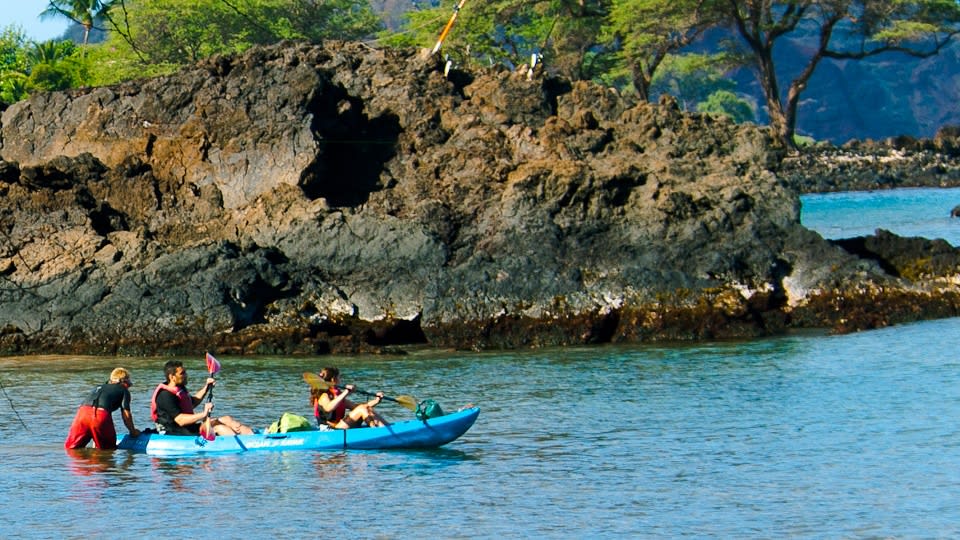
64,367,140,450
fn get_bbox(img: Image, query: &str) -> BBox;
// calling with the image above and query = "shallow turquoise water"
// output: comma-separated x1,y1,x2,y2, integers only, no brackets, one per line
801,186,960,244
2,320,960,538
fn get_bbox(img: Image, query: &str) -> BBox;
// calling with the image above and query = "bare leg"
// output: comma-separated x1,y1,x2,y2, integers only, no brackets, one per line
212,415,254,435
333,405,386,429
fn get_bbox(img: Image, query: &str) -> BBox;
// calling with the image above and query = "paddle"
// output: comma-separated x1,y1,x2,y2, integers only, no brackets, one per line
302,372,418,411
199,352,221,441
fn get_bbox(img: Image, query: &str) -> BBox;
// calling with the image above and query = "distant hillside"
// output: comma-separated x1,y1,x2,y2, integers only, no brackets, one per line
727,36,960,144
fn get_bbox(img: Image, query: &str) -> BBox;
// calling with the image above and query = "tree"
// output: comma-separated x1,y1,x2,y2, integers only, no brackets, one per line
604,0,725,100
697,89,755,123
650,52,739,111
98,0,382,67
1,26,82,102
41,0,113,45
392,0,609,81
0,26,30,104
720,0,960,148
25,40,79,92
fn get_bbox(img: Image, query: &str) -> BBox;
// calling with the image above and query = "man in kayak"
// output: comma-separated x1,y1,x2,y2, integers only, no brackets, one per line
65,367,141,450
151,360,254,436
312,366,388,429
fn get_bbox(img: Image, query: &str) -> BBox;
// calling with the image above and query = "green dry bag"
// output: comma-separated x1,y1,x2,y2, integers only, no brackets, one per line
415,399,444,420
266,412,313,433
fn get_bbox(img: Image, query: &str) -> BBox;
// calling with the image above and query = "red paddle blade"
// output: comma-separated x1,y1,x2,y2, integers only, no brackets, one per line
200,418,216,441
205,352,221,376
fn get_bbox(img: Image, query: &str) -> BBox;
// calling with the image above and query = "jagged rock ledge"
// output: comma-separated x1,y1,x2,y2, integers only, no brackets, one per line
780,127,960,193
1,40,959,356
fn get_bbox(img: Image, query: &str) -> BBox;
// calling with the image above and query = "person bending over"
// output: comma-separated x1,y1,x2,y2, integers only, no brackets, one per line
65,367,141,449
151,360,253,436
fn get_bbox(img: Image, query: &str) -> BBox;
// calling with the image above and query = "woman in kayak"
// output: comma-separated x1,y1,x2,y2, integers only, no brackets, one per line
65,367,141,450
312,367,388,429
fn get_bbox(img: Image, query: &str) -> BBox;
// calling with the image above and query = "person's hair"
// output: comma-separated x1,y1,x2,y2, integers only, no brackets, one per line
109,367,130,383
319,367,339,382
164,360,184,382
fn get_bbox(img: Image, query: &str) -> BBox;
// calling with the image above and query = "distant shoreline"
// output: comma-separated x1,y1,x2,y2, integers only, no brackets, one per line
780,132,960,194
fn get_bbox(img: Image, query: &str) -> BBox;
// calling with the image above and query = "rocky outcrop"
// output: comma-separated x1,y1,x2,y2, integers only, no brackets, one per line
779,128,960,193
0,41,958,356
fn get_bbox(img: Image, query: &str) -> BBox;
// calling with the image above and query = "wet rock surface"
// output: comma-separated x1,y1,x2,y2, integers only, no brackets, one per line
0,41,958,356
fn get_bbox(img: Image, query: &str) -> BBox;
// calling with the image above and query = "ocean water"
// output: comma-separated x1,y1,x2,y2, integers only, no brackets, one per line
801,186,960,245
0,188,957,538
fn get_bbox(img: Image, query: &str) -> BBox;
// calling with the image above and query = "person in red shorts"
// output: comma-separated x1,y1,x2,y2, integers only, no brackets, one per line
64,367,141,450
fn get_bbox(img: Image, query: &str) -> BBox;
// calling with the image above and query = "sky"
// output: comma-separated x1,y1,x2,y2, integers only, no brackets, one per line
3,0,70,42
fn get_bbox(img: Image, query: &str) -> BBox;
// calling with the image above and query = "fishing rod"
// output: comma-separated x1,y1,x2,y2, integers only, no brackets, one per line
0,376,29,432
432,0,468,55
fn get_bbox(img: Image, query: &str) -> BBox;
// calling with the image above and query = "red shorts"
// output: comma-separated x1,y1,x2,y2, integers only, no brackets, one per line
64,405,117,450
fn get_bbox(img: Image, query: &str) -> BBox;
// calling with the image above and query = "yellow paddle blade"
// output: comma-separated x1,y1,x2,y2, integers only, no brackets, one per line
393,395,419,411
303,372,330,391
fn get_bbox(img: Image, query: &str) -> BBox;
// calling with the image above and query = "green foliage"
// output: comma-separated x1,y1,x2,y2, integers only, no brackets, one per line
792,133,817,148
696,90,755,124
28,62,75,92
379,7,448,49
393,0,608,80
104,0,382,66
25,40,80,92
37,0,385,86
79,40,180,86
1,25,85,103
1,26,30,104
1,73,29,104
602,0,725,98
650,53,737,110
0,26,29,73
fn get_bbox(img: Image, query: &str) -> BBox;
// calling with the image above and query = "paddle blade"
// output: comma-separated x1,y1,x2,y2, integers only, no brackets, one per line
200,417,216,441
303,372,330,391
205,352,221,376
394,395,419,411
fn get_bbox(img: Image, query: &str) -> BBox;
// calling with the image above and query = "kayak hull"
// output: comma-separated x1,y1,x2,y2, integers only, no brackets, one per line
117,406,479,456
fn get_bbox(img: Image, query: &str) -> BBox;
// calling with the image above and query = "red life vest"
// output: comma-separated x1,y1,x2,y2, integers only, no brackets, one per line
150,383,195,421
314,387,346,423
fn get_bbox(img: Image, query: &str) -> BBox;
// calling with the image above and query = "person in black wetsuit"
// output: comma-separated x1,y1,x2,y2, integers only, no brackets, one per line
64,367,141,450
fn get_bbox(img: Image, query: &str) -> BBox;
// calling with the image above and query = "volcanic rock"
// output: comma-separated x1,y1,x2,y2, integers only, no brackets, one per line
0,41,958,355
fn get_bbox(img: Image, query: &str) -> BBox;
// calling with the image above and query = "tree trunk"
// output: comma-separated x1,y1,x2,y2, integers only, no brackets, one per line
632,64,650,102
754,48,793,148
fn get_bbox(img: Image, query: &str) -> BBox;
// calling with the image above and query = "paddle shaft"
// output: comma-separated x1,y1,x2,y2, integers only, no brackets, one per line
199,379,216,441
335,384,397,404
303,372,418,411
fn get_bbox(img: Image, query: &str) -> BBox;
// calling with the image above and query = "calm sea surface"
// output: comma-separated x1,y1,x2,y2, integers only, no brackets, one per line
801,186,960,245
0,188,958,538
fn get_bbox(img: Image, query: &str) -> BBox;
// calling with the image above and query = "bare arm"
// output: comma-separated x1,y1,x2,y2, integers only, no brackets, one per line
121,408,140,437
319,388,355,412
175,401,214,426
192,379,215,404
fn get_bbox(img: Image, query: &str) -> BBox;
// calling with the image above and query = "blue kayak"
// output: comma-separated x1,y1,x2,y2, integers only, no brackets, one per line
117,406,480,456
